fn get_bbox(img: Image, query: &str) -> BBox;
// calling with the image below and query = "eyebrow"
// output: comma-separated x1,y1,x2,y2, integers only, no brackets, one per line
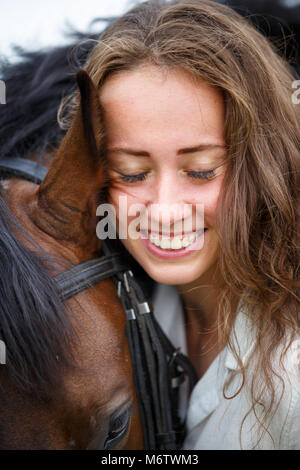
106,143,226,156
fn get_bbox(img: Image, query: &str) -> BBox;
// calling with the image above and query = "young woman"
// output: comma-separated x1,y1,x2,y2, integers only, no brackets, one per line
65,0,300,450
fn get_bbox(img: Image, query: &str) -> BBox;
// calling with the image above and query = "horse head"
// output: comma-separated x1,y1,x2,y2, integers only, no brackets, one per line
0,70,142,449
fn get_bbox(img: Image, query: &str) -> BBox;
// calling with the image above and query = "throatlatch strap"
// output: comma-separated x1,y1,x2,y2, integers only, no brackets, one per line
53,254,129,301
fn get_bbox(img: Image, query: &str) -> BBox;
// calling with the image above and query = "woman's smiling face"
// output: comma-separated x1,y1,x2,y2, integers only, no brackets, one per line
100,65,227,285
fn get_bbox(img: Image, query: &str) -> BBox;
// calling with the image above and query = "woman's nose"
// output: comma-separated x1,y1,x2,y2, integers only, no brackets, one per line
150,172,181,205
146,174,190,233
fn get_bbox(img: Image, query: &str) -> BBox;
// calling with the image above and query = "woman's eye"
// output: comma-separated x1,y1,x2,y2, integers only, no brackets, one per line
186,169,216,180
118,172,147,183
115,169,216,183
104,408,131,450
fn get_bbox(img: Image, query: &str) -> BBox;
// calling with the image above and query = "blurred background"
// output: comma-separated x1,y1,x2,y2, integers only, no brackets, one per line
0,0,142,60
1,0,300,61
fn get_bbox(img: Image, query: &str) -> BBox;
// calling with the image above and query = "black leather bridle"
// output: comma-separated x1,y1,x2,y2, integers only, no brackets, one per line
0,157,198,450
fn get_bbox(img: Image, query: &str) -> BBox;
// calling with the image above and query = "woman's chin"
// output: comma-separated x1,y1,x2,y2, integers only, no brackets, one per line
136,256,208,286
121,235,218,286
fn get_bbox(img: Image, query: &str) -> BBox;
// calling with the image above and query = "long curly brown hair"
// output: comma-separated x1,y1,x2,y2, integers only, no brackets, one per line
62,0,300,447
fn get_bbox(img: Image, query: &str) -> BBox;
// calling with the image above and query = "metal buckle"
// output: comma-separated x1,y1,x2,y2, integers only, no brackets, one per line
117,280,122,298
123,272,130,293
138,301,151,314
117,270,132,297
169,347,181,367
125,308,136,320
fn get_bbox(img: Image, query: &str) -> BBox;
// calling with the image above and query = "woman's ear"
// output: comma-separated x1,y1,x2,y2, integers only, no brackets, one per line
33,70,107,242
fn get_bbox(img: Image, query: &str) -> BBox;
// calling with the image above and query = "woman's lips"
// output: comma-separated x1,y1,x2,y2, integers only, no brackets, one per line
139,229,207,259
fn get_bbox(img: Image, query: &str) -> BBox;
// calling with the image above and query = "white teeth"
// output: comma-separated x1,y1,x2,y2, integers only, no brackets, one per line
160,238,171,249
182,237,190,248
171,237,181,249
148,231,203,250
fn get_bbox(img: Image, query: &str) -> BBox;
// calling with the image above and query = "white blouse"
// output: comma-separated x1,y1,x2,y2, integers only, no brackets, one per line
152,283,300,450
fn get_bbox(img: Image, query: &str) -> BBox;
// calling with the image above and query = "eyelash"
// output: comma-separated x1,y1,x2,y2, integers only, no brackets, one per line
186,169,215,180
118,169,215,183
119,173,147,183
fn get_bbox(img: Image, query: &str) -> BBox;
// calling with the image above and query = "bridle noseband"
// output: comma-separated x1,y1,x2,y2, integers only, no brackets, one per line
0,157,198,450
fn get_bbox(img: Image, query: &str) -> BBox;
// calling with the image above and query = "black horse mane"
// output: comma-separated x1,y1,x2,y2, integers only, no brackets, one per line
0,193,78,400
0,3,299,398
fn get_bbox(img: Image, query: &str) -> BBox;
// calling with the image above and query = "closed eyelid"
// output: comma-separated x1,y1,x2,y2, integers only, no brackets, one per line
107,153,227,178
106,146,227,169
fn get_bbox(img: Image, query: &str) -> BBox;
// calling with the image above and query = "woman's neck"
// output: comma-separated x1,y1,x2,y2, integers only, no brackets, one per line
177,262,222,327
176,264,234,378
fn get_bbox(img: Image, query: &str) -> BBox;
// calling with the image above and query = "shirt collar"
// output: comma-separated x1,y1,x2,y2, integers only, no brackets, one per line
186,303,257,431
153,283,256,371
152,283,256,430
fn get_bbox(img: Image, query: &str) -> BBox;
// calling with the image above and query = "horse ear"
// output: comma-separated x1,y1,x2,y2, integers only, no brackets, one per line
34,70,106,242
75,69,103,158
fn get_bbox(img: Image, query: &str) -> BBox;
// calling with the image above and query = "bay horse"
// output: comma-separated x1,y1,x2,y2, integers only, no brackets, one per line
0,67,143,449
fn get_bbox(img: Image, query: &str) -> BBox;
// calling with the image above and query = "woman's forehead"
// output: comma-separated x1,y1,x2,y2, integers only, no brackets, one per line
99,65,226,148
99,64,223,109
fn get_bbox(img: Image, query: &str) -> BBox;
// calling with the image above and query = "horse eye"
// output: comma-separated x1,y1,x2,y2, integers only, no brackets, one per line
104,407,131,450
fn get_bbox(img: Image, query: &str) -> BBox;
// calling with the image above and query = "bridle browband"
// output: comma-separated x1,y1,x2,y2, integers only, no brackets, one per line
0,157,198,450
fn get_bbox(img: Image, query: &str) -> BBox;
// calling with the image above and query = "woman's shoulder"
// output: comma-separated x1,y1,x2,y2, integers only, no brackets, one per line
219,302,300,448
247,327,300,449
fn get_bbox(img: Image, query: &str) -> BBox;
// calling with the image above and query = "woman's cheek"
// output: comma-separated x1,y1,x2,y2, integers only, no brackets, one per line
181,180,223,224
